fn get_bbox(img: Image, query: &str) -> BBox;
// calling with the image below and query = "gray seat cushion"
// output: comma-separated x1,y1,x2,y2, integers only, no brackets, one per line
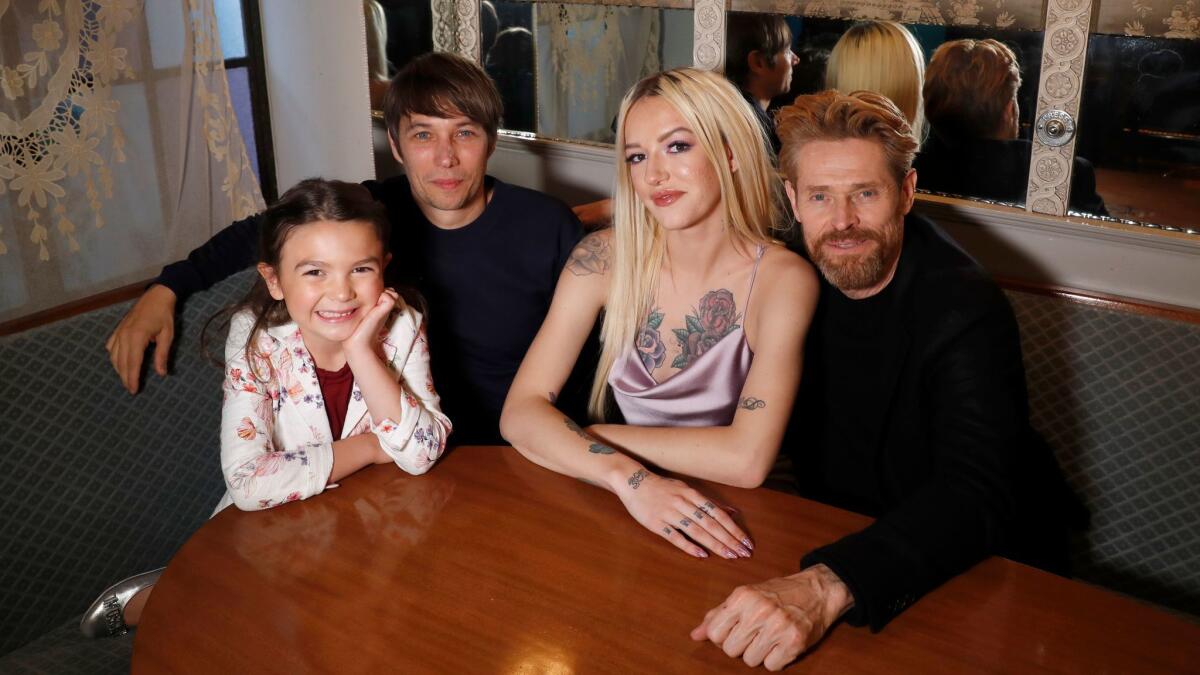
0,271,254,656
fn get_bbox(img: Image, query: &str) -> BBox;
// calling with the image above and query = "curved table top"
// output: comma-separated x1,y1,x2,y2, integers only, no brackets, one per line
134,445,1198,673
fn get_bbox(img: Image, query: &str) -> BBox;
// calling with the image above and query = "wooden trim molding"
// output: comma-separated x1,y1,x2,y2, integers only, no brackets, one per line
0,280,150,337
997,277,1200,326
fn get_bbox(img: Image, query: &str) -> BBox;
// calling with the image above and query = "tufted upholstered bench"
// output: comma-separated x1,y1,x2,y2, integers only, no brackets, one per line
0,272,1196,672
0,270,254,673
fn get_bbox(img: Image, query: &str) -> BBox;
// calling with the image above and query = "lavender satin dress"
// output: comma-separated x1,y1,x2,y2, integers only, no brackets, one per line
608,246,764,427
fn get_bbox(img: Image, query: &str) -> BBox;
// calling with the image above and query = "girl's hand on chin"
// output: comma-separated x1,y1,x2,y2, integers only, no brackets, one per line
343,288,399,356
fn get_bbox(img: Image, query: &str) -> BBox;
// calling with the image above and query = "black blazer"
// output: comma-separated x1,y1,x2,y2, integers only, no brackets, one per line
788,214,1084,631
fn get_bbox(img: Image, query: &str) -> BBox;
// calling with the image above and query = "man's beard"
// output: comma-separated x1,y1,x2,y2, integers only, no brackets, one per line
806,222,902,292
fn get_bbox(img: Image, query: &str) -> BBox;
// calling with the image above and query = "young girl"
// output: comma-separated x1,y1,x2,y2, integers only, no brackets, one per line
81,178,451,637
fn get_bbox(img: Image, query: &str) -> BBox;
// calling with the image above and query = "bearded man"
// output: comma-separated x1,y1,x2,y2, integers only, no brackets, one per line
691,90,1083,671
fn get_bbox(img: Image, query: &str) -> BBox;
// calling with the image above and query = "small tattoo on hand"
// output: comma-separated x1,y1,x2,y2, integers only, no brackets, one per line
627,469,647,490
662,526,673,537
701,501,716,512
588,443,616,455
693,509,705,520
739,397,766,410
679,517,693,528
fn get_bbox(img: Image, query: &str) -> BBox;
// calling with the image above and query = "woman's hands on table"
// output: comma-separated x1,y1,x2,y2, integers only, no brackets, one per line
614,468,753,560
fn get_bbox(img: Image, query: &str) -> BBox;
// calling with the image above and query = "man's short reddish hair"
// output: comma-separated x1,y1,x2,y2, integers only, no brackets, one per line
776,90,918,185
924,39,1021,138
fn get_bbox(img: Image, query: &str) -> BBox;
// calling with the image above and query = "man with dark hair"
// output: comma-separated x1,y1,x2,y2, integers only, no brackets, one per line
691,90,1083,670
725,13,798,153
916,38,1107,215
106,52,583,443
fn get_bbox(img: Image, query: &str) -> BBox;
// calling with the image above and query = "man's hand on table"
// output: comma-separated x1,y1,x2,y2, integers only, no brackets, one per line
691,564,854,671
106,284,177,394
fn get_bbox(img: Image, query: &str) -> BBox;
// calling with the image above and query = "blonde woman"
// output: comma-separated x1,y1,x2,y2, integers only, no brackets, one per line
826,21,926,143
500,68,818,559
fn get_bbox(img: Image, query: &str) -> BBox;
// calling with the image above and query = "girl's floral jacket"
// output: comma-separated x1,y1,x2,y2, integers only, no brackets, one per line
214,304,452,512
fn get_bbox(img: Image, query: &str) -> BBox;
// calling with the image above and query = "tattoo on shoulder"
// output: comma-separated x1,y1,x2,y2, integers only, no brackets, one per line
627,469,647,490
739,397,766,411
566,232,611,276
672,289,741,370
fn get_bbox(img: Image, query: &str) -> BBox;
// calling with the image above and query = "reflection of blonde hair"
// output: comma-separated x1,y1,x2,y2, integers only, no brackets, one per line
777,90,918,186
825,21,926,144
590,68,785,419
924,39,1021,138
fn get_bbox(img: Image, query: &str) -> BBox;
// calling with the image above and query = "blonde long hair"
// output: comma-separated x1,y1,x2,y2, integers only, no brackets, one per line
826,21,926,144
588,68,786,419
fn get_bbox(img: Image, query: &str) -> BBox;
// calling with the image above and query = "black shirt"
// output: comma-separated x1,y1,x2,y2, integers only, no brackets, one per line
157,175,583,443
786,214,1084,631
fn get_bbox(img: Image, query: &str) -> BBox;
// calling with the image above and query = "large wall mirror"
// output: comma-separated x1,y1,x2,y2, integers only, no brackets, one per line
365,0,1198,236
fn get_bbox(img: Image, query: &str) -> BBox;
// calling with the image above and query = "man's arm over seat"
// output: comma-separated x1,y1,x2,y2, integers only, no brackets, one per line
106,213,262,393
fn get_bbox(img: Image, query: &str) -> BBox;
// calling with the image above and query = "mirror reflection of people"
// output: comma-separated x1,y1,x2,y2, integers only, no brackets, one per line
725,13,798,154
502,68,818,559
917,39,1107,214
692,90,1084,670
486,27,536,133
825,21,926,143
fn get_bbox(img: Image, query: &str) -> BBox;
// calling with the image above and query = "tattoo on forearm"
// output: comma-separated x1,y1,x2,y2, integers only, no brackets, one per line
627,469,647,490
564,417,616,454
566,232,611,276
739,397,766,410
565,418,588,439
672,289,741,370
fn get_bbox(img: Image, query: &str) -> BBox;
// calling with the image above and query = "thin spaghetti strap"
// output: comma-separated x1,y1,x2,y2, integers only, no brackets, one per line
743,244,767,315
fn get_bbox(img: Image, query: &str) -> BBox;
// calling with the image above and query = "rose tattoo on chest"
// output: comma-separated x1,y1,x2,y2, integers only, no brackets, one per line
637,289,742,373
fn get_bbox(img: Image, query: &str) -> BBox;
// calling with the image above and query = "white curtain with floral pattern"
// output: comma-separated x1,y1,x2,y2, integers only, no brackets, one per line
0,0,263,323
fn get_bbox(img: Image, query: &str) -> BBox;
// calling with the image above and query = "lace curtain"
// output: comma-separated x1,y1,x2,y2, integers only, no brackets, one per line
535,3,662,143
0,0,264,323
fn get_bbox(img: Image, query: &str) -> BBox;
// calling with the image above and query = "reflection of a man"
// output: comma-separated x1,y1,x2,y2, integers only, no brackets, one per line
916,39,1108,214
725,14,799,154
486,27,536,133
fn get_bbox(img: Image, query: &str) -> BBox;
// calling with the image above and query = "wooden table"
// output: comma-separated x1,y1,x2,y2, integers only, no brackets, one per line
134,446,1199,673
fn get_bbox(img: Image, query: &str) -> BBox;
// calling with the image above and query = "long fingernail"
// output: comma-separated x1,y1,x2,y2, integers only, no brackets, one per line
695,549,709,558
737,546,752,558
723,548,738,559
742,538,754,550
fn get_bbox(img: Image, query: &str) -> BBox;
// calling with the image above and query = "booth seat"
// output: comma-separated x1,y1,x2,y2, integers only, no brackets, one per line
1,270,1197,672
0,270,253,671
